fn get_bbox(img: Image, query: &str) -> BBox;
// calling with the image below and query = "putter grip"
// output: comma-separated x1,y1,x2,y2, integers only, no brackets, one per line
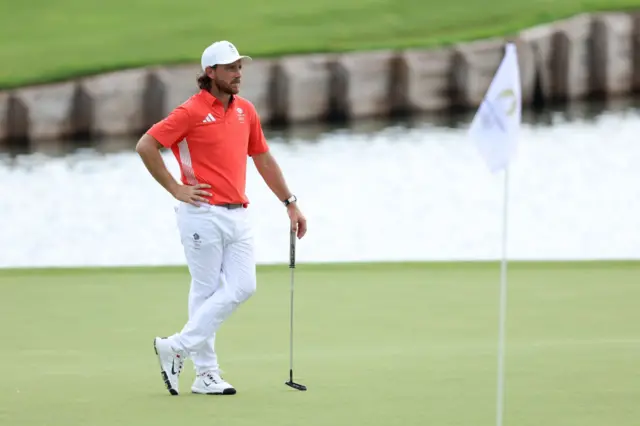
289,229,296,268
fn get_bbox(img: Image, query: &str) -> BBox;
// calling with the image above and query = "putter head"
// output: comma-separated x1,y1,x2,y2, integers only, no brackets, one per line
285,381,307,391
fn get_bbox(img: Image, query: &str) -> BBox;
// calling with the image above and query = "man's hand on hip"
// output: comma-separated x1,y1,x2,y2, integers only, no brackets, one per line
287,204,307,239
171,183,212,206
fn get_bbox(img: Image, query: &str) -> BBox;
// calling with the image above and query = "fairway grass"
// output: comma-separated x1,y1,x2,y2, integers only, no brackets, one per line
2,0,640,88
0,261,638,426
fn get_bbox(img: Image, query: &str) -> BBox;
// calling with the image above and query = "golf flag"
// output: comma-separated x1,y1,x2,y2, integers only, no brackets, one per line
466,42,522,426
468,43,521,173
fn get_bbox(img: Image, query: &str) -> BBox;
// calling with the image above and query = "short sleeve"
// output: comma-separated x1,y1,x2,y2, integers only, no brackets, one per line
247,106,269,157
146,105,191,148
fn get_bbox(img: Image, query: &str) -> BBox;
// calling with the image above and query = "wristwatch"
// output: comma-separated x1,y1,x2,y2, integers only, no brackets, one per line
283,195,297,206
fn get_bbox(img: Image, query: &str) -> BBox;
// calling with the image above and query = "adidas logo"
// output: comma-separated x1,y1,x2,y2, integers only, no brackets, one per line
202,113,216,123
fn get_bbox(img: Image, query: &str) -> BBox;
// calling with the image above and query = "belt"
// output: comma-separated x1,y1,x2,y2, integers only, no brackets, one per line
214,203,245,209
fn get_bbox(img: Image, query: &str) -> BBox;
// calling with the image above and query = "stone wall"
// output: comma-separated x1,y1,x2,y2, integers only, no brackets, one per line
1,11,639,147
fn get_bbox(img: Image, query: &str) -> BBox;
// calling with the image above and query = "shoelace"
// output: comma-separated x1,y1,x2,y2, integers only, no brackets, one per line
203,370,224,384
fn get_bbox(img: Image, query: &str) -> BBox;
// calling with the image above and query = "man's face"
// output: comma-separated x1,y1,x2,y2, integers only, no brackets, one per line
209,60,242,94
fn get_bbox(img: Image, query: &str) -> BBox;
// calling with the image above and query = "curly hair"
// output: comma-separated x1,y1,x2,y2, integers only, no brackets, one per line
197,72,212,91
197,65,217,91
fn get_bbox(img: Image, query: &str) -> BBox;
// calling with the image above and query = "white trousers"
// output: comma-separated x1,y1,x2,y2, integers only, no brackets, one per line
168,202,257,374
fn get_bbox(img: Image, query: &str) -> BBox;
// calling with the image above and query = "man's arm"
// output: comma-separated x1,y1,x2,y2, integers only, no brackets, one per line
248,106,307,238
251,151,293,202
135,133,211,206
135,134,181,196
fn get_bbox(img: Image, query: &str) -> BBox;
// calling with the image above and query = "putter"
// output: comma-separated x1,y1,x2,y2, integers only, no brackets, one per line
285,227,307,391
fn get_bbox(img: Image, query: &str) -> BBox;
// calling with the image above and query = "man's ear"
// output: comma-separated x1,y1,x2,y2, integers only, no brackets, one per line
206,65,217,79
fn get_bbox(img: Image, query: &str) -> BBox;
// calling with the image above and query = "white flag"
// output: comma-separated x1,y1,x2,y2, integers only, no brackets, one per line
467,43,521,173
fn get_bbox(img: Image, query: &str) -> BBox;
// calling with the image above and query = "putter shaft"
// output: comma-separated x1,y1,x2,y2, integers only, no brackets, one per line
285,229,306,391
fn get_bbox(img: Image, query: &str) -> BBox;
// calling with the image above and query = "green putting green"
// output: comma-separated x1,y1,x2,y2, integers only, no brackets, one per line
0,261,638,425
1,1,639,88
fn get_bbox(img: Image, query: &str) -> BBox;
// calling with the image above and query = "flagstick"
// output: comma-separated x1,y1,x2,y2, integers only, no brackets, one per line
465,41,519,426
496,167,510,426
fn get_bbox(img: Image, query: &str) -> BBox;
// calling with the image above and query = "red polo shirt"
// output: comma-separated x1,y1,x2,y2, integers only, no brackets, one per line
146,90,269,205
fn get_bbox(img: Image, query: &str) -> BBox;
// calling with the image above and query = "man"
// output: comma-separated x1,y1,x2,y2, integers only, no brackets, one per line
135,40,307,396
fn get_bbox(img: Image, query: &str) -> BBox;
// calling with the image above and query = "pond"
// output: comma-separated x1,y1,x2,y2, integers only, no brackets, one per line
1,100,639,268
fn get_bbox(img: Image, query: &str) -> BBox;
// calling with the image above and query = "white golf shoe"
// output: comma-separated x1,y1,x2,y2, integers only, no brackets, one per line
153,337,188,396
191,370,237,395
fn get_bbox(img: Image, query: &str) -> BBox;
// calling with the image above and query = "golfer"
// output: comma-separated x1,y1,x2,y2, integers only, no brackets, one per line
135,40,307,396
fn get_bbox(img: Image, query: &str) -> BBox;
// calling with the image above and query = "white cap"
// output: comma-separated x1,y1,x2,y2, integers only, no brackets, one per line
200,41,252,71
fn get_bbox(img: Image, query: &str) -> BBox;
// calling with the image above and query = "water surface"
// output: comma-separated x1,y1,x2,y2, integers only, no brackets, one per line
1,101,639,268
